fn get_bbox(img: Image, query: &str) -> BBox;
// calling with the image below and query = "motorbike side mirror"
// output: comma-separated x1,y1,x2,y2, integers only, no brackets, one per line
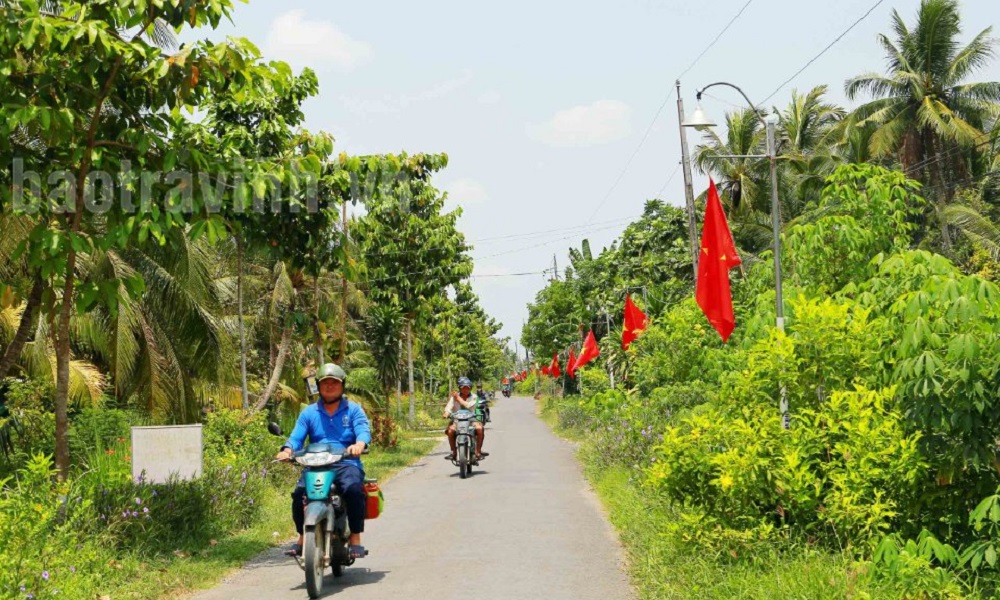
267,422,283,437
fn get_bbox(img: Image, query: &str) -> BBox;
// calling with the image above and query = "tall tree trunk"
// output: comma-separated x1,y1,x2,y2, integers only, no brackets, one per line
396,377,402,420
0,275,43,379
52,55,123,480
254,324,292,412
238,235,248,410
407,318,415,423
340,200,349,362
314,276,324,365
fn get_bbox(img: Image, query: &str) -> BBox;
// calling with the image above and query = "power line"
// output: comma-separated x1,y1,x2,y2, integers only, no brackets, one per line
655,162,682,199
761,0,886,104
477,221,631,261
357,214,642,261
585,0,758,224
677,0,756,80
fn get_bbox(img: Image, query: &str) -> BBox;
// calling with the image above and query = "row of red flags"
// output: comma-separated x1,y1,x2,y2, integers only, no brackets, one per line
510,179,741,382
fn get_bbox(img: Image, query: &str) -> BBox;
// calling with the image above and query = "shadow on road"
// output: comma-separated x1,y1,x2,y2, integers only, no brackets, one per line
448,470,490,478
288,569,389,597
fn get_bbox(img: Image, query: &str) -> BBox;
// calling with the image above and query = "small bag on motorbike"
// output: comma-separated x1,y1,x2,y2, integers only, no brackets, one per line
363,481,384,519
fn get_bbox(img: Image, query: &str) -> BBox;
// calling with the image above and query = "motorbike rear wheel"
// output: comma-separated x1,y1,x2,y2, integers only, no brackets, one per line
304,521,327,599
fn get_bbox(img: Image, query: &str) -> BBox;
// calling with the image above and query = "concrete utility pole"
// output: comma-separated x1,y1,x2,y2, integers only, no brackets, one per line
676,80,701,281
604,310,615,390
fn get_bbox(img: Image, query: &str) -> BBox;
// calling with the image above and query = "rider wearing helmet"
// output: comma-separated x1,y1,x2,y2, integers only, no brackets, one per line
276,363,371,560
444,377,488,461
475,382,492,423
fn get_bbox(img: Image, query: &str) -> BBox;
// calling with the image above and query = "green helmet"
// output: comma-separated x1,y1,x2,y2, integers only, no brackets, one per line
317,363,347,383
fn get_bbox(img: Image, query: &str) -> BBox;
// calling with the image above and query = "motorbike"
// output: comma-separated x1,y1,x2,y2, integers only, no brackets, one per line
501,387,511,398
268,422,371,599
449,409,480,479
476,394,492,424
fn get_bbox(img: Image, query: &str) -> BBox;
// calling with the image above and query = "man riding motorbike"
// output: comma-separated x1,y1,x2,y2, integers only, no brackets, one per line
275,363,371,560
475,382,492,423
444,377,488,461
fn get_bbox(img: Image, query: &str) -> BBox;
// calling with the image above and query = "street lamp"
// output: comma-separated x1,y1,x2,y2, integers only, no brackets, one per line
682,82,790,429
682,81,785,333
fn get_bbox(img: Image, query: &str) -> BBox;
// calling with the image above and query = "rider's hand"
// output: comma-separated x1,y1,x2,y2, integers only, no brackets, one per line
346,442,367,457
275,447,293,462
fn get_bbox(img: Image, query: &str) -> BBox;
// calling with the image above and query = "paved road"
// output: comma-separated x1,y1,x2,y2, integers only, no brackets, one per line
189,396,634,600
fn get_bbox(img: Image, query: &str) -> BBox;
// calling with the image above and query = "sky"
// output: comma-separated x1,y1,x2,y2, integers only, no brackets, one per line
190,0,1000,348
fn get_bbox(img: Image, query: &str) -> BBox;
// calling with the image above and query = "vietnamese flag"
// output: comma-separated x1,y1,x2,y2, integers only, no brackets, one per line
696,178,741,342
575,330,600,369
541,365,550,376
550,353,561,378
566,348,577,379
622,294,649,350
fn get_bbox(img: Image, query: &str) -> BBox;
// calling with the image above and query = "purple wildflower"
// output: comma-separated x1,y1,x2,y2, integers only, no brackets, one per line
135,497,142,505
41,571,49,581
143,507,149,514
131,511,139,517
69,567,76,573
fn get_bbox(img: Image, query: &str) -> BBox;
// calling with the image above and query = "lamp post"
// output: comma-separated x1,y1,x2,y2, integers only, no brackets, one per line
683,82,789,429
682,82,785,332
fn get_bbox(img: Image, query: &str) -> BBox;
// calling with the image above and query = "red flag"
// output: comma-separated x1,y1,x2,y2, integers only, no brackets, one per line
521,370,527,380
622,294,649,350
541,365,550,376
575,330,600,369
567,348,577,379
696,178,741,342
550,353,561,378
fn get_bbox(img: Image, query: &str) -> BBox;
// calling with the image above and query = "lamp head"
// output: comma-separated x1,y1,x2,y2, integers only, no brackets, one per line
683,101,716,130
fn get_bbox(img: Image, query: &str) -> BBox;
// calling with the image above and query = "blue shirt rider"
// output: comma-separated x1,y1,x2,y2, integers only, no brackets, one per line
276,363,371,560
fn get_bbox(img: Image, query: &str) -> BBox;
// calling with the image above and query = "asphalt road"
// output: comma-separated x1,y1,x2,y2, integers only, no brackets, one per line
189,395,634,600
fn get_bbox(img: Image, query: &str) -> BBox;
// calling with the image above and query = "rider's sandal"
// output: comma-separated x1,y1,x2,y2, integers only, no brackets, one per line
285,543,303,557
444,452,455,461
349,545,367,560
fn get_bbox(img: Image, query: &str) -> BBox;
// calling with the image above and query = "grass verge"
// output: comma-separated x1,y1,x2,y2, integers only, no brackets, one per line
537,396,894,599
96,434,437,600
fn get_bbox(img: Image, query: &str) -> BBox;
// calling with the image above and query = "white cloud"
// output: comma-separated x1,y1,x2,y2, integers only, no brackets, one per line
266,10,371,71
339,71,473,117
444,178,489,209
478,90,502,105
530,100,633,147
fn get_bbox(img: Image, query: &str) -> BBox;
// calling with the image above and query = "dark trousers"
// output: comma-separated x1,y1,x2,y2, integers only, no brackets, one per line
292,463,366,536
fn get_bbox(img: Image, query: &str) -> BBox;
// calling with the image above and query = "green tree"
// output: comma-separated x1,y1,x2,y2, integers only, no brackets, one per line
0,0,265,478
354,155,472,421
846,0,1000,204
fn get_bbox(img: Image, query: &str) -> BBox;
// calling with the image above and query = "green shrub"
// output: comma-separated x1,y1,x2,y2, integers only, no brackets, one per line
0,455,111,600
649,387,925,552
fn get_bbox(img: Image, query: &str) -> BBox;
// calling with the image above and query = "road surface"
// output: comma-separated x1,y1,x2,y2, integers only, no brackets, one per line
189,396,634,600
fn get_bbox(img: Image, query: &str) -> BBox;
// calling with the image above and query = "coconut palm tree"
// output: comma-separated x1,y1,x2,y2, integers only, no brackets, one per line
69,230,233,421
777,86,847,214
694,108,770,217
845,0,1000,197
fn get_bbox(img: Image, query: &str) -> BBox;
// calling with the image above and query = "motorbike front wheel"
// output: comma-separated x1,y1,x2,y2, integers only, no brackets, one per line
304,521,327,599
458,444,469,479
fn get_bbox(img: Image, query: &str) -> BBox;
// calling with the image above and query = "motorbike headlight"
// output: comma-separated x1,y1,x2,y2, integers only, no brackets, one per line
295,452,341,466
